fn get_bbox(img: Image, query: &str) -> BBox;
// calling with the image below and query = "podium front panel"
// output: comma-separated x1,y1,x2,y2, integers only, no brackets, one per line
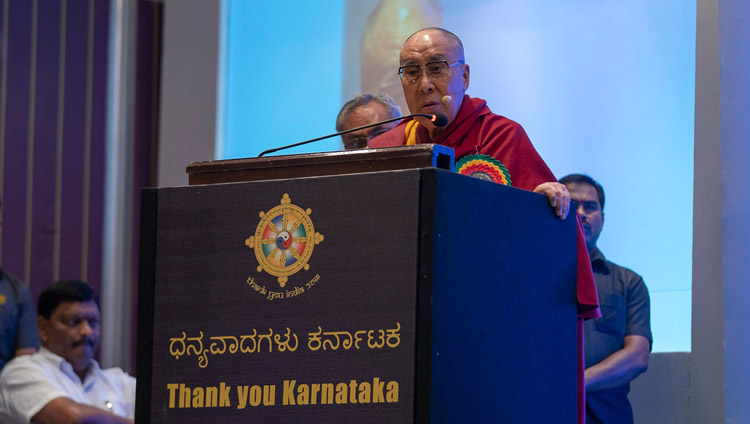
423,170,578,422
138,168,579,423
140,171,422,423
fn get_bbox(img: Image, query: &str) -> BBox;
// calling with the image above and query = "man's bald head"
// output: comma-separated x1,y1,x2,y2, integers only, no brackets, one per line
402,27,465,61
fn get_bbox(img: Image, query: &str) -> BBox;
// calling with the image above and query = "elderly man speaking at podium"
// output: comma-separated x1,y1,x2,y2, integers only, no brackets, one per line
369,27,600,423
370,26,598,311
369,27,574,206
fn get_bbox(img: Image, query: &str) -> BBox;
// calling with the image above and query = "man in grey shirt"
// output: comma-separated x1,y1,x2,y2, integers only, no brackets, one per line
561,174,652,424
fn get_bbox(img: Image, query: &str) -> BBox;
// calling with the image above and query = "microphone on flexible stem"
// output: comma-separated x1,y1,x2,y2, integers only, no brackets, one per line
257,112,449,157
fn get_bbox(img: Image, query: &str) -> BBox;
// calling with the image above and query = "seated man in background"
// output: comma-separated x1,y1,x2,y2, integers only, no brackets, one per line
561,174,652,424
0,280,135,424
336,93,401,150
0,196,41,371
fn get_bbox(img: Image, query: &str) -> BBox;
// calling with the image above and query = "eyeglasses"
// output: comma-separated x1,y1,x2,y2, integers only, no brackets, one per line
342,127,392,150
398,60,465,84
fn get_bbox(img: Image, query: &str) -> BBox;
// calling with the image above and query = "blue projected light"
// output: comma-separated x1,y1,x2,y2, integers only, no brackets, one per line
221,0,695,352
222,0,344,159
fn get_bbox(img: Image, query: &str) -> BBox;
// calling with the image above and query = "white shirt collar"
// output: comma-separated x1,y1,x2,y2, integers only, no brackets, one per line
39,346,102,385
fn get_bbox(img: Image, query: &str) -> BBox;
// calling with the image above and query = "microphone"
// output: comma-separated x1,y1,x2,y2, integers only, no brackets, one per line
258,112,449,157
429,113,449,127
442,91,465,106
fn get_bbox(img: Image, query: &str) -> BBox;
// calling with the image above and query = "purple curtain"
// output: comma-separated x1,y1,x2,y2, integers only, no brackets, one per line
0,0,159,369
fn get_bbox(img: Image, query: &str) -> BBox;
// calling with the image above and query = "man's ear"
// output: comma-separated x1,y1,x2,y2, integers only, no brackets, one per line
37,316,48,343
462,64,470,91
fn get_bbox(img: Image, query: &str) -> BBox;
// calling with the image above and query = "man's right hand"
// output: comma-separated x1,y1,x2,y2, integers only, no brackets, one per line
533,182,571,219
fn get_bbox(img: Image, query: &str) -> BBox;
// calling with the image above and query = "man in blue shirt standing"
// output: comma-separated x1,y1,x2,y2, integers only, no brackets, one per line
0,196,40,370
561,174,652,424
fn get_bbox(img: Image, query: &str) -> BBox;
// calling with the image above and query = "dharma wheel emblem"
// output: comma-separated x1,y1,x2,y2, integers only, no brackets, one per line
245,194,324,287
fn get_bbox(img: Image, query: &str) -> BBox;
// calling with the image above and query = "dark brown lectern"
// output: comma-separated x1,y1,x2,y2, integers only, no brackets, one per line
137,145,578,423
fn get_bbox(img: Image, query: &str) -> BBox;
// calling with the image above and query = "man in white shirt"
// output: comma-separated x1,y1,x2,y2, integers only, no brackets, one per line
0,280,135,424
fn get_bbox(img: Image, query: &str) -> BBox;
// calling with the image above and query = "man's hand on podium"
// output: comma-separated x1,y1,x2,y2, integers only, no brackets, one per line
533,182,571,219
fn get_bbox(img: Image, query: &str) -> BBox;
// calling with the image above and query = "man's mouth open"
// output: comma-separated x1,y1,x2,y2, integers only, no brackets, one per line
420,101,441,111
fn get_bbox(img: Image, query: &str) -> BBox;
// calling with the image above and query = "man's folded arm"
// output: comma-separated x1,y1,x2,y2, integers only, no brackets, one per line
31,397,133,424
584,334,650,392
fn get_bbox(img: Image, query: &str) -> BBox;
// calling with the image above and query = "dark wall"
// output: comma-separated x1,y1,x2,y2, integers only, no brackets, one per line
131,0,162,371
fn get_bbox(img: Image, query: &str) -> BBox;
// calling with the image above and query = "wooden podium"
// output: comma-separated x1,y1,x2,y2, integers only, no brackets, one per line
137,145,578,423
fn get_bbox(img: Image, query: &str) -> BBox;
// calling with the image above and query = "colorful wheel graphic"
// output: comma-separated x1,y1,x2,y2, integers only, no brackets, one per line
455,154,512,186
245,194,324,288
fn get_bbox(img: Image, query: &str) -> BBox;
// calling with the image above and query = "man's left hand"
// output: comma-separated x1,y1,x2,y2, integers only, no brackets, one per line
533,182,570,219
